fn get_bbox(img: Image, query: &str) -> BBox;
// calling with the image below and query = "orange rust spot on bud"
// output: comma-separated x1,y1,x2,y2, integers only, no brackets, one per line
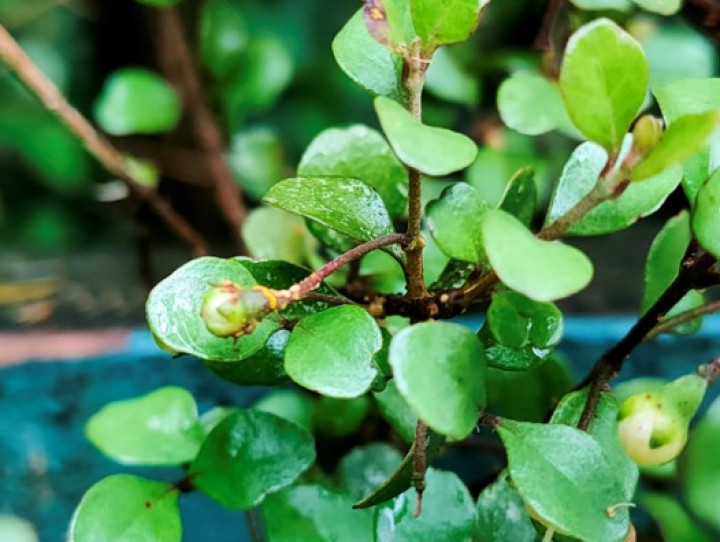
254,286,278,310
369,7,384,20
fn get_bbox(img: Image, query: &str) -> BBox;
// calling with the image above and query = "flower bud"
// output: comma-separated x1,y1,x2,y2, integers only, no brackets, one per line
617,374,706,467
632,115,664,154
201,281,273,338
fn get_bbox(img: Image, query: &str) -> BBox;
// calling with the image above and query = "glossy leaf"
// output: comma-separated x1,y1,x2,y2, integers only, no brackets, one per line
643,211,704,335
94,69,181,136
312,396,372,438
374,96,477,176
426,183,489,262
693,168,720,259
85,387,204,466
374,380,418,444
498,72,574,136
262,485,374,542
69,475,181,542
253,389,314,430
499,167,537,226
332,9,402,98
639,493,712,542
190,409,315,510
410,0,489,48
484,209,593,301
550,390,638,500
632,112,719,180
559,19,648,151
488,291,563,350
390,321,486,439
298,124,408,217
147,257,279,362
336,443,403,500
475,473,536,542
354,427,445,508
285,305,383,398
375,469,476,541
498,420,631,542
203,329,289,386
546,141,683,235
264,177,397,252
683,396,720,530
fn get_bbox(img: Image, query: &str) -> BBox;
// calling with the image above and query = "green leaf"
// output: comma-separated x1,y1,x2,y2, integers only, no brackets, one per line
374,96,477,176
484,209,593,301
228,126,286,201
550,390,639,500
682,396,720,530
262,485,374,542
69,475,181,542
264,177,399,257
487,356,573,421
498,72,575,136
134,0,181,6
354,427,445,508
94,69,181,136
488,291,563,350
639,493,713,542
332,9,402,98
298,124,409,218
390,321,486,439
426,183,489,262
0,516,38,542
693,168,720,259
498,420,630,542
410,0,489,48
253,390,314,431
285,305,383,398
633,0,682,15
363,0,416,50
475,473,536,542
312,396,372,438
85,387,204,466
336,443,403,501
545,141,683,235
190,409,315,510
570,0,633,11
147,257,279,362
643,211,704,335
242,208,315,266
200,0,248,79
559,19,648,151
375,469,476,541
499,166,537,226
203,329,289,386
425,46,480,106
374,380,418,444
632,112,719,180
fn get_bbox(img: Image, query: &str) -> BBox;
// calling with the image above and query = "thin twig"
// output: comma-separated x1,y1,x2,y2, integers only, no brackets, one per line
149,7,247,248
0,23,209,256
645,298,720,341
577,248,718,431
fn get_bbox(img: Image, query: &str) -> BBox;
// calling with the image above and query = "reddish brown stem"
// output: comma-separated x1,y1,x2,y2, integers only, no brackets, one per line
0,23,208,256
150,7,247,248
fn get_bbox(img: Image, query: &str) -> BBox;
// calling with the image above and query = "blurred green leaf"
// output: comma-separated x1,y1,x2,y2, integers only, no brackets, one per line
242,208,315,266
426,183,489,262
336,443,403,500
390,321,486,439
69,475,180,542
312,395,372,438
190,409,315,509
298,124,409,217
560,19,648,151
285,305,382,398
147,257,279,362
570,0,632,10
425,46,480,106
633,0,681,15
374,96,477,176
332,9,402,98
228,126,286,201
200,0,248,79
134,0,181,5
86,387,204,466
374,380,418,444
0,516,37,542
94,69,181,135
484,209,593,301
253,390,314,430
639,493,713,542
